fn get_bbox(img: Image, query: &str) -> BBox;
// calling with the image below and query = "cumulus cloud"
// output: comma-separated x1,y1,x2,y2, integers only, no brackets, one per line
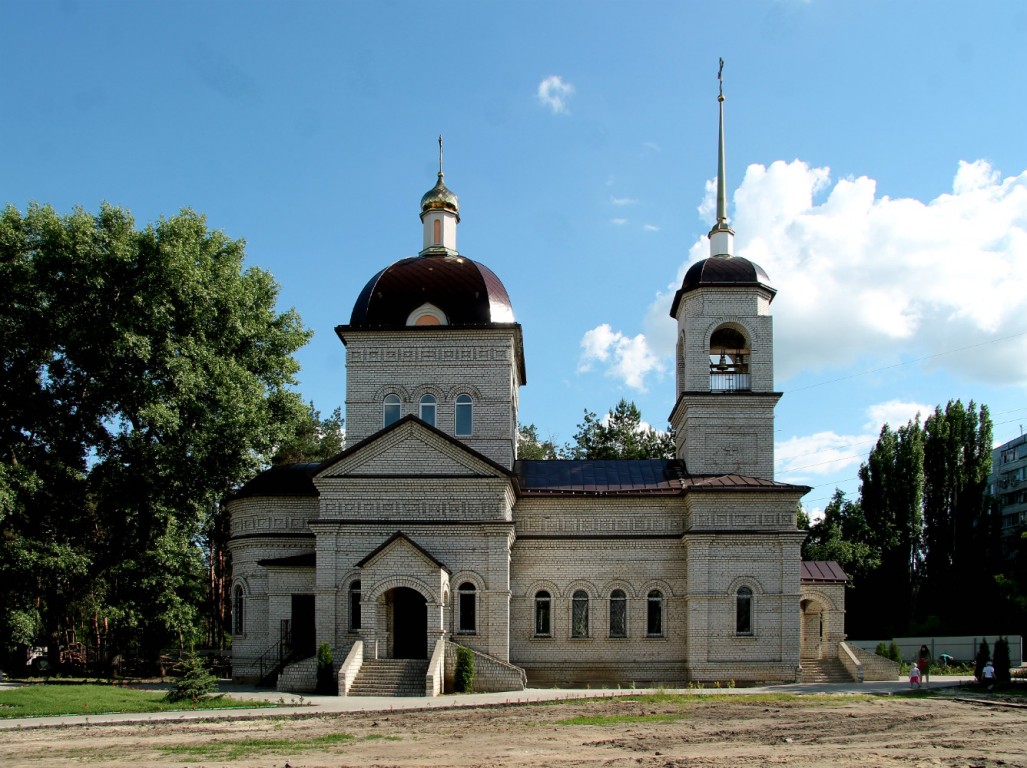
610,217,628,226
578,157,1027,399
537,75,574,114
643,224,660,232
775,398,933,481
578,324,664,392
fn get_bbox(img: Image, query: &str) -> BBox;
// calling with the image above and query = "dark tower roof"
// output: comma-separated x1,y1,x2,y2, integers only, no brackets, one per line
345,253,515,327
669,255,775,317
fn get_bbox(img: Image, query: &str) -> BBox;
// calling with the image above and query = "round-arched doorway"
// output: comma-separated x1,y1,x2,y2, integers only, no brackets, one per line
388,586,428,659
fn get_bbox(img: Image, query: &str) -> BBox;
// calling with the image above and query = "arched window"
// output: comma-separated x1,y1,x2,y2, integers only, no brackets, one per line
534,591,551,636
455,394,473,436
383,394,401,428
609,589,627,638
350,580,361,631
419,394,436,427
571,590,589,638
458,581,476,634
433,218,442,244
709,326,750,392
233,584,244,635
736,586,753,636
647,590,664,636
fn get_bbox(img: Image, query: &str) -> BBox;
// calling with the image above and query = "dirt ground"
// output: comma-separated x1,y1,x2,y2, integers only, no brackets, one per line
2,692,1025,768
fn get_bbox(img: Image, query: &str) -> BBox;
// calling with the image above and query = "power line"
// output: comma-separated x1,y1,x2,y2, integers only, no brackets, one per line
784,329,1027,394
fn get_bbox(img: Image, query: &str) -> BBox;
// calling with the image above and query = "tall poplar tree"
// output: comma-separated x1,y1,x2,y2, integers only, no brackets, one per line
921,400,996,632
857,419,924,637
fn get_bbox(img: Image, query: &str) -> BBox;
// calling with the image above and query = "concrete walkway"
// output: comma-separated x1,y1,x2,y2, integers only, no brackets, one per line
0,675,977,731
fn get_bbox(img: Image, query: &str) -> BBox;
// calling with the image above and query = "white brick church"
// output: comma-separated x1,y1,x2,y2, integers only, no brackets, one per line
228,91,847,694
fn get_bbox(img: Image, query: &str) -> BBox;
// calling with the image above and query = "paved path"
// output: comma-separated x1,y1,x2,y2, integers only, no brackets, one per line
0,675,977,731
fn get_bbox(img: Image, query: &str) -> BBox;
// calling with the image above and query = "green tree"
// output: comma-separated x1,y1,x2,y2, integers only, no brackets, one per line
272,403,344,465
0,203,311,668
570,399,674,460
857,418,924,638
517,424,565,460
921,401,996,633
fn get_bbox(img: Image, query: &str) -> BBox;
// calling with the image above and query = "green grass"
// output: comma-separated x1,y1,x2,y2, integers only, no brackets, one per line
0,683,273,718
157,732,398,760
557,713,686,726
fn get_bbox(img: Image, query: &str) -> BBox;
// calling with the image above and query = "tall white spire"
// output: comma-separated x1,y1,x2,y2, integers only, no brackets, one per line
708,58,734,259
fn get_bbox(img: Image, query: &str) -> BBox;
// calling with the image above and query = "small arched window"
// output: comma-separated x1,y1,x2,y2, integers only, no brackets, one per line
609,589,627,638
419,394,436,427
647,590,664,636
233,584,244,635
350,580,362,631
458,581,476,634
433,218,442,245
571,590,589,638
736,586,753,636
534,591,551,636
455,394,473,436
383,394,401,428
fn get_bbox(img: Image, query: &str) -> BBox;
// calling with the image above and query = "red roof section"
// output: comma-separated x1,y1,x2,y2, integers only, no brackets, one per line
800,561,848,583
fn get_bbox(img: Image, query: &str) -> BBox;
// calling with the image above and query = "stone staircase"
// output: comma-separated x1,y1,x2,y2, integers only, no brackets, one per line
348,659,429,697
801,658,854,683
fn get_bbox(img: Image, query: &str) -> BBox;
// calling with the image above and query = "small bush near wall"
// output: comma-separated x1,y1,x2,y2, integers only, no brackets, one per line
316,643,336,695
455,646,475,693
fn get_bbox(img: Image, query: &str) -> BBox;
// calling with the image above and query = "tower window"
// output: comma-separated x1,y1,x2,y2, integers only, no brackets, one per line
383,394,401,428
709,326,750,392
419,394,436,426
571,590,589,638
534,591,551,636
455,394,473,436
433,218,441,245
736,586,753,636
609,589,627,638
458,581,476,634
647,590,664,636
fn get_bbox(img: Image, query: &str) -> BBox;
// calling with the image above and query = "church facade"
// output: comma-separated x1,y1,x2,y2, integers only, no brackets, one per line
228,96,847,692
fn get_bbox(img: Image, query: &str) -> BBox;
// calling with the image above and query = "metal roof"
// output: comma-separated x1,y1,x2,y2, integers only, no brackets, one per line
347,253,514,327
800,560,849,583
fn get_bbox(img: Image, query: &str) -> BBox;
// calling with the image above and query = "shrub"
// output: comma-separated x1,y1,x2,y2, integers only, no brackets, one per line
165,654,219,703
454,646,474,693
886,641,901,663
993,637,1011,685
974,639,991,682
316,642,336,695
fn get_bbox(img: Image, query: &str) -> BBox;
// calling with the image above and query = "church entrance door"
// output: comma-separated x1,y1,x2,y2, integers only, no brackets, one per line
291,594,316,659
389,587,428,659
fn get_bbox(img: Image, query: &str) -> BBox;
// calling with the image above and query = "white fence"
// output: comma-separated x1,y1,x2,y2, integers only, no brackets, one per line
847,635,1022,666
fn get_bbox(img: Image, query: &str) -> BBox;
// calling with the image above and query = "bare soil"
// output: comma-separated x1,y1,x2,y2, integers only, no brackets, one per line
1,693,1025,768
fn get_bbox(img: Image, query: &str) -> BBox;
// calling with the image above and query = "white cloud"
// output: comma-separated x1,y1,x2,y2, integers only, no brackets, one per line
610,217,628,226
643,141,661,153
611,196,637,206
580,158,1027,393
775,398,935,482
651,159,1027,385
537,75,574,114
643,224,660,232
578,323,664,392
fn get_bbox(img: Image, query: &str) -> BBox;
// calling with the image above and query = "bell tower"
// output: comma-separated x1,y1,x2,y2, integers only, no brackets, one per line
669,61,780,479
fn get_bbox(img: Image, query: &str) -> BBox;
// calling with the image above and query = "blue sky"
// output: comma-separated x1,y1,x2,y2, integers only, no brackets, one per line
4,0,1027,513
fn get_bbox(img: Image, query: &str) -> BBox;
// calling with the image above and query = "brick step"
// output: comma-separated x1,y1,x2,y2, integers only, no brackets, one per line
801,659,854,683
349,659,429,697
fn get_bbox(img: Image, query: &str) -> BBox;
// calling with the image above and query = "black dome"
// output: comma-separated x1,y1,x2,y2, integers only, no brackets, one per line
669,256,775,316
347,253,515,327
